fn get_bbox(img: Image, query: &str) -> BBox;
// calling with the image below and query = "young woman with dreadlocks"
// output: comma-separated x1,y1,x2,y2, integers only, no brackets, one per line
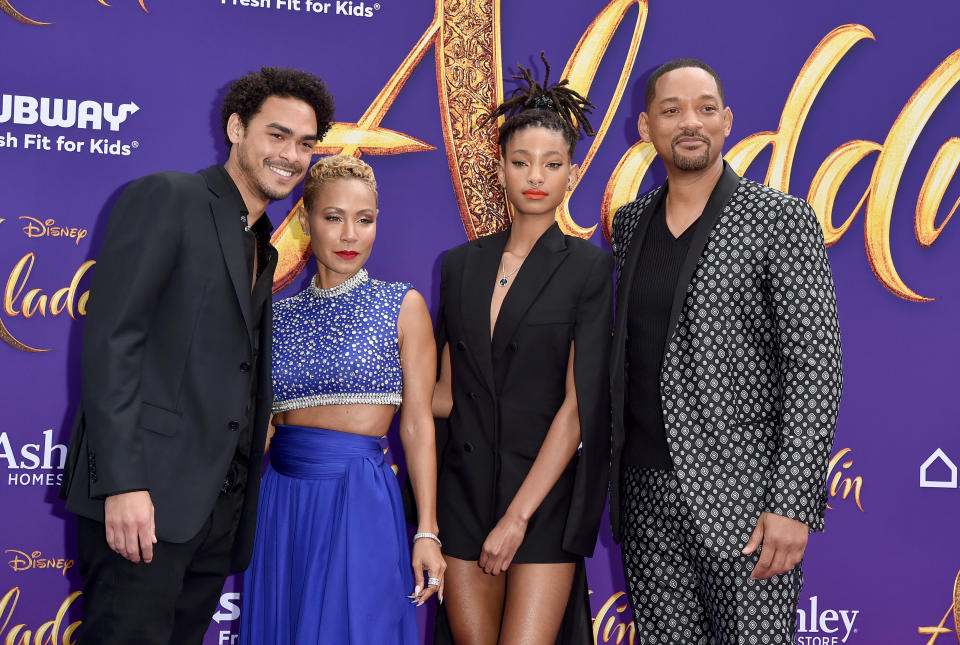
430,54,613,644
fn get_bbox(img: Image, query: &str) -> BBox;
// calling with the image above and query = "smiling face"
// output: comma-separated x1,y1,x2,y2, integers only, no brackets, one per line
640,66,732,175
226,95,319,209
497,126,578,218
299,177,378,286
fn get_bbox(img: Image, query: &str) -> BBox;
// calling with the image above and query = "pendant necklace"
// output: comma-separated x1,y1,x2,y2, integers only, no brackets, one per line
499,258,523,287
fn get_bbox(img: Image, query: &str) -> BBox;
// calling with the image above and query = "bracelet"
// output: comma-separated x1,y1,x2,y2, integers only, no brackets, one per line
413,532,442,547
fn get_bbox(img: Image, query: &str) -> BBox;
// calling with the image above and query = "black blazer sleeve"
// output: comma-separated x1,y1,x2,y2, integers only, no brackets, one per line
432,251,453,485
80,173,185,498
563,249,614,556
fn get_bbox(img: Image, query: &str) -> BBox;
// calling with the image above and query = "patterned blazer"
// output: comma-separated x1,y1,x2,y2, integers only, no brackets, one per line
609,162,843,555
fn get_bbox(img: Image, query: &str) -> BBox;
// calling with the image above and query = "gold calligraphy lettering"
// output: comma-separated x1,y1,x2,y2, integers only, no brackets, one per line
602,141,657,244
807,140,880,246
915,138,960,248
824,448,864,512
592,591,636,644
0,0,50,25
917,568,960,643
726,25,875,190
0,587,81,645
2,0,148,24
1,253,94,353
97,0,150,13
865,49,960,301
556,0,649,239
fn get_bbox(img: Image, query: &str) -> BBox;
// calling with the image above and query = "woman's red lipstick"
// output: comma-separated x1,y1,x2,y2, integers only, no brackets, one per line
335,251,359,259
523,188,548,200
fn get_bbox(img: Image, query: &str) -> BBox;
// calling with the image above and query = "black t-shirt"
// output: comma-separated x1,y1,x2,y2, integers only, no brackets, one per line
623,198,700,469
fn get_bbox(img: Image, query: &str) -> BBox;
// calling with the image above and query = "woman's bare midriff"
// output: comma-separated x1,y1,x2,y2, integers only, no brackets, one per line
275,403,397,438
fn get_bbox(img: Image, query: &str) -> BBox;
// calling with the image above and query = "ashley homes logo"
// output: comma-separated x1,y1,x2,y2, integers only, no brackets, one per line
796,596,860,644
1,94,140,132
0,429,67,486
920,448,958,489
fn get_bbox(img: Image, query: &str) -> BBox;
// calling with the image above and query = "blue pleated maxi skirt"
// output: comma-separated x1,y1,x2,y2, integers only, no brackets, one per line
240,425,418,644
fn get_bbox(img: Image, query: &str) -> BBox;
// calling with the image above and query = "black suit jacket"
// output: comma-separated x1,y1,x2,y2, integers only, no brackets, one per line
609,163,843,555
60,166,276,571
436,223,613,558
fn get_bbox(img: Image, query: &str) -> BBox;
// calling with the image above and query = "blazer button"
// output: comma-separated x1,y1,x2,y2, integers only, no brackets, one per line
508,341,518,352
469,391,479,401
463,442,474,453
456,340,466,351
229,421,240,431
240,362,251,373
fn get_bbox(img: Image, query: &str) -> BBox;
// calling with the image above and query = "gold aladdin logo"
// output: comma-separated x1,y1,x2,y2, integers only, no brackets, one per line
0,253,93,353
0,587,81,645
5,550,74,577
262,1,960,304
918,569,960,643
1,0,148,26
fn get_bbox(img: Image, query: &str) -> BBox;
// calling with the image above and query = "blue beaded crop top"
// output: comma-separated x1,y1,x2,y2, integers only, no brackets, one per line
272,269,412,412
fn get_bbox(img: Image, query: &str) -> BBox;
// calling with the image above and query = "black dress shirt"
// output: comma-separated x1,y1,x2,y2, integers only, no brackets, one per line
212,166,275,482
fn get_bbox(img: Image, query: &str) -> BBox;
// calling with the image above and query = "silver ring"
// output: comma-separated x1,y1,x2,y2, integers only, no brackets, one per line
427,577,440,587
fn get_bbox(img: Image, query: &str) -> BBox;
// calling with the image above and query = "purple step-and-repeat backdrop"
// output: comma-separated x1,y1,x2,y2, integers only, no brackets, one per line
2,0,959,643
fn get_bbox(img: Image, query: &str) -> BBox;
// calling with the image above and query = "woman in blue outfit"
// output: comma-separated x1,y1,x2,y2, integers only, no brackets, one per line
240,155,444,644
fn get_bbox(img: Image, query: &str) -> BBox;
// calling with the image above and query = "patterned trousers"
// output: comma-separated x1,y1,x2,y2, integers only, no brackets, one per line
620,465,803,645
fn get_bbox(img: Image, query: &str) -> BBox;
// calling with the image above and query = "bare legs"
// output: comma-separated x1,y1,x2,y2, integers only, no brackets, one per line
444,555,576,645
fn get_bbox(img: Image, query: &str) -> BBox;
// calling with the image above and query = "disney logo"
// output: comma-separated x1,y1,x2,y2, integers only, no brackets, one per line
5,549,74,577
19,217,88,246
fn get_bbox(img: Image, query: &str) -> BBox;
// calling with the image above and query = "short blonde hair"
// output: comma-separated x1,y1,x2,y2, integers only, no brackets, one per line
302,155,378,210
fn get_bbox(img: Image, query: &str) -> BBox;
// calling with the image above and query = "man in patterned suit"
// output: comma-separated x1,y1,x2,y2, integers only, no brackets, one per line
609,58,842,643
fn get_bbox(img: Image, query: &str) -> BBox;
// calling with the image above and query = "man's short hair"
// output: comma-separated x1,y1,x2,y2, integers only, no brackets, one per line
645,58,724,110
220,67,335,145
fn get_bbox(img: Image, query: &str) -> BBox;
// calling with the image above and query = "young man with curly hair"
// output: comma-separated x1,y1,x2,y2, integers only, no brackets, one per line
60,67,336,645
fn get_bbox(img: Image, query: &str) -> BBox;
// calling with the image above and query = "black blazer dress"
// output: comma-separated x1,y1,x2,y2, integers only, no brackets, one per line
435,223,613,562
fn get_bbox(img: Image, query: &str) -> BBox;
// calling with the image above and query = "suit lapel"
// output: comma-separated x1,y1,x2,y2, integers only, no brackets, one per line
491,223,568,357
460,228,508,395
662,162,742,354
203,167,254,346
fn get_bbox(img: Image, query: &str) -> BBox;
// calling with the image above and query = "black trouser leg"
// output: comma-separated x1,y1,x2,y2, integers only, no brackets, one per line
170,485,245,644
76,485,245,645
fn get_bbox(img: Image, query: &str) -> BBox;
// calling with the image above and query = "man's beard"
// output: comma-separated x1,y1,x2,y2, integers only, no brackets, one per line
671,142,711,171
670,131,711,171
238,147,299,201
